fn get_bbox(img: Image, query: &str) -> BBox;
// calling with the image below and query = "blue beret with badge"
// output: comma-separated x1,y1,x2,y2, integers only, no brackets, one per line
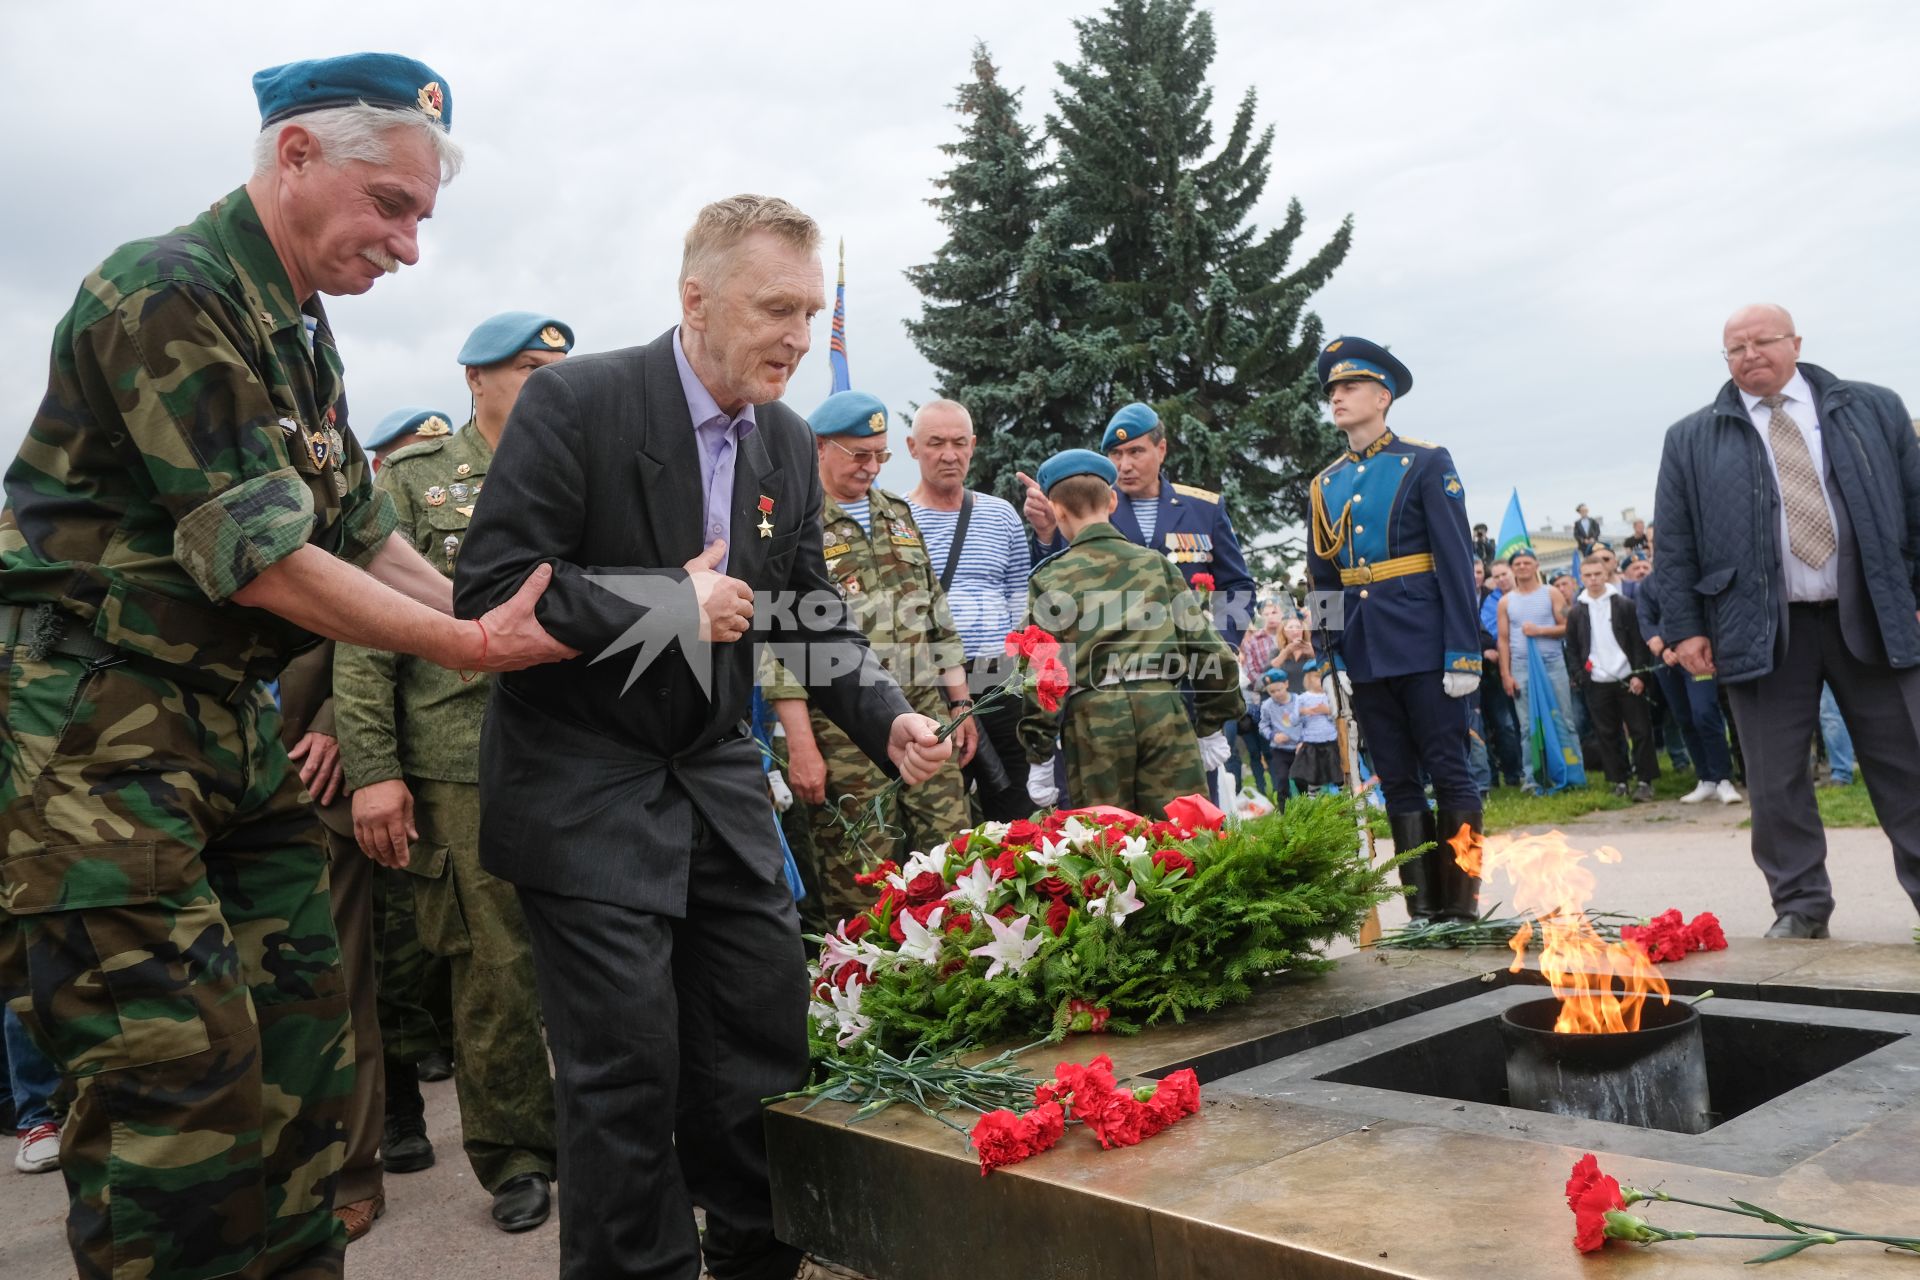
1317,336,1413,399
1036,448,1118,494
809,390,890,438
456,312,574,367
253,53,453,130
1101,401,1160,452
364,406,453,450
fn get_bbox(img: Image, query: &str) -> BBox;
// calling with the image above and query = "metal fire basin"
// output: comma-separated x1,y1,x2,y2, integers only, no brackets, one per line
766,941,1920,1279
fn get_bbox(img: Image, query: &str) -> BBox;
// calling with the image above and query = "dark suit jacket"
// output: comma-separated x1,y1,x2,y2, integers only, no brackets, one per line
453,329,911,915
1563,591,1652,690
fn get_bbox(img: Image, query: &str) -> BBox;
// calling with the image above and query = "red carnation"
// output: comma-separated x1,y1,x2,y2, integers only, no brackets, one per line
1163,794,1226,832
1684,911,1727,952
1005,624,1060,664
1146,1069,1200,1123
969,1110,1033,1175
1191,572,1215,592
1151,848,1195,878
904,871,947,906
1035,658,1071,713
1025,1101,1066,1150
1565,1153,1627,1253
853,860,899,887
1065,998,1110,1033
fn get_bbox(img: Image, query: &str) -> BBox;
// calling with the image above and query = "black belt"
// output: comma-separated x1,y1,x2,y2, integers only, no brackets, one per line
0,602,257,701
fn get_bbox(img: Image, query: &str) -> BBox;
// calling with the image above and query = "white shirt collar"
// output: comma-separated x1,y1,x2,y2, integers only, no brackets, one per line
1739,369,1813,417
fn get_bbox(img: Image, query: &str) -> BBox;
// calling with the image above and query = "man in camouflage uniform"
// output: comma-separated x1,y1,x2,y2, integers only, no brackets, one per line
1018,450,1242,814
334,312,568,1232
0,56,572,1279
766,390,977,932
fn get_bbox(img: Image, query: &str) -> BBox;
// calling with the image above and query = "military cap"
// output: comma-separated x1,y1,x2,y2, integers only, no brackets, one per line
253,53,453,130
1506,547,1538,564
1036,448,1118,494
1317,336,1413,399
456,312,574,366
365,406,453,451
1101,402,1159,452
1301,657,1322,673
809,390,889,438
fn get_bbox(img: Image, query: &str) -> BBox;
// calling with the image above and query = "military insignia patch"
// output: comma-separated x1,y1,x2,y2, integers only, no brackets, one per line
417,81,444,120
455,505,475,518
821,542,852,561
417,416,452,438
424,485,447,507
868,411,885,432
888,518,922,547
1325,340,1343,353
307,432,332,470
443,534,460,566
449,482,472,503
539,325,566,349
839,574,863,598
1442,472,1465,500
455,462,472,476
1115,428,1129,441
277,416,300,436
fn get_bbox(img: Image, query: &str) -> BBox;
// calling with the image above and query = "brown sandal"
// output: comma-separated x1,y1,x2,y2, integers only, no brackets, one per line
334,1193,386,1242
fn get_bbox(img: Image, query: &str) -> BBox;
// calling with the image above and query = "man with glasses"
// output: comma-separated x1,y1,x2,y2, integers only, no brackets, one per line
765,390,976,930
1655,303,1920,939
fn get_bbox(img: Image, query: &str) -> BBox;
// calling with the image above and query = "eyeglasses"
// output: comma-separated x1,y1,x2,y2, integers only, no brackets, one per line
827,440,891,465
1721,334,1794,362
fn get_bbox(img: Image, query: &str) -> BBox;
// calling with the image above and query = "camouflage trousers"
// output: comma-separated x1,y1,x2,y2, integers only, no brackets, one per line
371,864,452,1064
0,654,348,1280
403,778,555,1191
795,693,970,935
1062,682,1208,816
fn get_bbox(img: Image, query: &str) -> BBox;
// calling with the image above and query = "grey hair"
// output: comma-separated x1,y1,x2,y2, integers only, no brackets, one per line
251,103,464,183
912,398,974,434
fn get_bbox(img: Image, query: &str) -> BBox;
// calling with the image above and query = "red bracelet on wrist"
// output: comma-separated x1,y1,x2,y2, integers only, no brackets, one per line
459,619,489,684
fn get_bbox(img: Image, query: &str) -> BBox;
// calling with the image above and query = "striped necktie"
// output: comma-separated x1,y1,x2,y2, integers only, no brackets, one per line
1761,394,1835,568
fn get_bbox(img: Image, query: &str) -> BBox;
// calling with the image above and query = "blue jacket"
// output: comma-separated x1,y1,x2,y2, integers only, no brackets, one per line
1305,430,1480,681
1652,364,1920,682
1039,476,1257,648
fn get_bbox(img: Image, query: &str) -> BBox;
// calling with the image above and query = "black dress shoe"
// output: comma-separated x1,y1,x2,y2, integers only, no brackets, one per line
416,1048,454,1082
382,1116,435,1173
491,1172,552,1233
1765,912,1830,939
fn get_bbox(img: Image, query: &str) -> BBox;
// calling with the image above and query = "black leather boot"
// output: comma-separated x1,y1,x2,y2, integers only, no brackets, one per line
1388,809,1440,925
382,1057,435,1173
1433,809,1485,923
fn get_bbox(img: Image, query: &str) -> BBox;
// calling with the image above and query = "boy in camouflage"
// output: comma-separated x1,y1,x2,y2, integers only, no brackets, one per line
1018,449,1242,813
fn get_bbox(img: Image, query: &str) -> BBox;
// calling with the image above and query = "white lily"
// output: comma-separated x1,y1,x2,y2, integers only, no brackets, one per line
1057,816,1100,848
818,920,869,976
944,859,1000,912
1026,835,1070,869
823,982,871,1047
976,821,1012,843
896,907,948,966
970,912,1044,980
901,845,950,883
1089,879,1146,929
1118,833,1153,877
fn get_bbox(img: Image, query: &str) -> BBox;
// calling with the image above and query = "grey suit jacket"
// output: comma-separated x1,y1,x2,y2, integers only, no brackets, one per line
453,329,910,914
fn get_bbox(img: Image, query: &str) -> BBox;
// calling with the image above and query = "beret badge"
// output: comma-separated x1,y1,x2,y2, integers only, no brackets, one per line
539,325,567,349
416,81,444,120
868,411,885,432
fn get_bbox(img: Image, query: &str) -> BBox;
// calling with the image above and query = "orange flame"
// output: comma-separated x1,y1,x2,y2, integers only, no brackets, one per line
1460,830,1669,1034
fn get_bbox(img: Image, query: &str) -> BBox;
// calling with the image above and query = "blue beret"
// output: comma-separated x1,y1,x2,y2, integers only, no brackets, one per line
253,53,453,131
456,312,573,367
1036,448,1117,494
1317,336,1413,398
1302,658,1322,672
1100,402,1160,452
364,406,453,450
1263,668,1289,684
809,390,889,438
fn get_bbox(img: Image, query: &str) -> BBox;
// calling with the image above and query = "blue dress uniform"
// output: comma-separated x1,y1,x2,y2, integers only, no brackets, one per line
1305,338,1483,923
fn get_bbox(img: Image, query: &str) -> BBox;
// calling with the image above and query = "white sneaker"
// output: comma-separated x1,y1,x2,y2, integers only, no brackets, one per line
1678,781,1716,804
14,1122,59,1173
1716,780,1744,805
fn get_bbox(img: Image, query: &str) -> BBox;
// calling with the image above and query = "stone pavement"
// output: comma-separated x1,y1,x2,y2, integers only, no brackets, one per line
3,794,1915,1278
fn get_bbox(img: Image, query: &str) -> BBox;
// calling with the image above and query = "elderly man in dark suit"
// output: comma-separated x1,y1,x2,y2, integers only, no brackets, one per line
1654,303,1920,939
454,194,952,1280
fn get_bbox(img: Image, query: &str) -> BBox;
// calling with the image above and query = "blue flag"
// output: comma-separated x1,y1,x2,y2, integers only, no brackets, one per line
828,238,850,394
1526,642,1586,793
1496,489,1532,561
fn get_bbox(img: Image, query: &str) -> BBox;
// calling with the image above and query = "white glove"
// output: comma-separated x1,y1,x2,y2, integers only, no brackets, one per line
1027,762,1060,808
1198,731,1232,770
1442,672,1479,699
1336,671,1353,698
767,769,795,812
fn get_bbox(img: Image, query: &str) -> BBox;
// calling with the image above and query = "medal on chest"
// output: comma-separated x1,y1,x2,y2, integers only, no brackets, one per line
757,494,775,538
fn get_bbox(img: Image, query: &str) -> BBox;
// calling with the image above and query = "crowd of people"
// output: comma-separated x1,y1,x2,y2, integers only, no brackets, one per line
3,49,1917,1280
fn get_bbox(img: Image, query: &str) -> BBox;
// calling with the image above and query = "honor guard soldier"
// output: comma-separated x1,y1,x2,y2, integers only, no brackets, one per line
1304,337,1484,925
763,390,977,932
333,311,575,1234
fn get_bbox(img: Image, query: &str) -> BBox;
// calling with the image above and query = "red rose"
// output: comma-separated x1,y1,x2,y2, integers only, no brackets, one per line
1151,848,1195,878
1163,794,1226,832
853,860,900,887
987,850,1019,881
949,832,972,856
831,961,868,992
1564,1153,1626,1253
1035,658,1071,713
1045,897,1073,936
1081,872,1105,897
1005,819,1043,847
945,912,974,934
904,871,947,906
1191,572,1215,592
993,904,1018,921
843,915,871,941
1684,911,1727,952
1034,875,1074,900
905,901,944,928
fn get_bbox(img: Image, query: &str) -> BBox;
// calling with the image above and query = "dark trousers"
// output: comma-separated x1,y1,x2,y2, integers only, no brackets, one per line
1724,604,1920,922
1580,680,1658,785
1348,673,1477,815
1479,677,1523,785
965,664,1033,823
1652,662,1733,783
518,804,808,1280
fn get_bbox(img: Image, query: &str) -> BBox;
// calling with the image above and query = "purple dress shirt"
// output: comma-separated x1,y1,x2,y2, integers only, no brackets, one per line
672,328,758,573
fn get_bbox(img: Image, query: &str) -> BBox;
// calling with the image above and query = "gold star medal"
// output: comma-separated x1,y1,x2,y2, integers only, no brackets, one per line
757,494,775,538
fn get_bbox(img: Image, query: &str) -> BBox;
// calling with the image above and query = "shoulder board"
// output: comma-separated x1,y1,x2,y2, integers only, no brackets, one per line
1314,455,1348,483
1171,482,1219,503
1395,435,1440,449
383,438,448,465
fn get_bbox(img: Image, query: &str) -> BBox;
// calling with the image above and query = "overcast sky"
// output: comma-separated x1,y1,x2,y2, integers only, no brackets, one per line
4,0,1916,540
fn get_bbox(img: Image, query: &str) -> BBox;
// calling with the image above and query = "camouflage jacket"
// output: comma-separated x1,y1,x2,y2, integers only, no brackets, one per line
1018,521,1243,758
0,186,396,691
333,422,494,789
763,486,963,709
